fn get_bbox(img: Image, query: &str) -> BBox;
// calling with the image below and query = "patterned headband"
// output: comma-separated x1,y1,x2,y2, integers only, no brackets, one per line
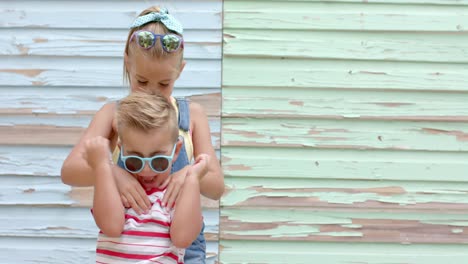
130,8,183,34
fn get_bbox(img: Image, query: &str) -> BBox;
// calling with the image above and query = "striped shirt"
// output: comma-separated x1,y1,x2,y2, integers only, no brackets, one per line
95,188,184,264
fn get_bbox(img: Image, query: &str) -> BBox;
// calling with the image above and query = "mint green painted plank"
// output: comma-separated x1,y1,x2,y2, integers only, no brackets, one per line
239,0,468,4
220,240,468,263
222,147,468,182
222,177,468,209
224,30,468,63
222,88,468,120
223,58,468,91
225,2,468,32
223,118,468,151
220,208,468,243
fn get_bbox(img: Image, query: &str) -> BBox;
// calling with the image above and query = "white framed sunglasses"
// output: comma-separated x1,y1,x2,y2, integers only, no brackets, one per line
120,143,177,173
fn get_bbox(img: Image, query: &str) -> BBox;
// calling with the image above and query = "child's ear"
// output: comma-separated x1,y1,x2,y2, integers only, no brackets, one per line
124,52,131,70
172,136,184,163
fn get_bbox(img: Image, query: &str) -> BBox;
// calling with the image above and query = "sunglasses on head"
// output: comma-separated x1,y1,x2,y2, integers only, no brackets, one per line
120,143,177,174
130,30,184,53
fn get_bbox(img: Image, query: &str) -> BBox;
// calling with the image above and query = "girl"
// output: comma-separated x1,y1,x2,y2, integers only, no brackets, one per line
61,6,224,263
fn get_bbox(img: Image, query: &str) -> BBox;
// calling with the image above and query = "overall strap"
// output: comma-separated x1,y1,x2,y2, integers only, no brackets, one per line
175,97,190,132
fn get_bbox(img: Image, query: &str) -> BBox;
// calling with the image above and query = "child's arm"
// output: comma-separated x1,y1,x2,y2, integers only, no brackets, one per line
190,102,225,200
85,136,125,237
170,154,208,248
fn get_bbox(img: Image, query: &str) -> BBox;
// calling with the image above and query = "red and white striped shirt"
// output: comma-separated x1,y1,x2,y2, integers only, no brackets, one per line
95,188,184,264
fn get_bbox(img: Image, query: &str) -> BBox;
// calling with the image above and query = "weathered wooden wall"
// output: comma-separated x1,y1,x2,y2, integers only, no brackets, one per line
220,0,468,263
0,1,221,263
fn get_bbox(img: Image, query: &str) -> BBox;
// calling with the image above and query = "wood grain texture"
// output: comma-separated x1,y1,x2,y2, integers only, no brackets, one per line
224,1,468,32
0,29,221,59
223,118,468,151
222,88,468,120
223,58,468,91
224,30,468,63
220,240,468,264
1,1,222,29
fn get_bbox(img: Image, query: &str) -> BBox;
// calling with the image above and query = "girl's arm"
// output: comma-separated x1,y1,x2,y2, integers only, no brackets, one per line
85,137,125,237
170,155,206,248
61,103,151,214
190,102,225,200
61,103,116,186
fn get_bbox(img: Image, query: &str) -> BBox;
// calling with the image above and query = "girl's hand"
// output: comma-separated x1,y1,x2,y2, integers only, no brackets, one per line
160,166,188,210
161,154,210,209
113,165,151,215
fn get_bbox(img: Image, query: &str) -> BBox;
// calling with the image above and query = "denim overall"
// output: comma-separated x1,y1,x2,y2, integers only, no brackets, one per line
117,98,206,263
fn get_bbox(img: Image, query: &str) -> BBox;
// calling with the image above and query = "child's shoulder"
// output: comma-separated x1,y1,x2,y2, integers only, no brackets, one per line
98,101,118,114
188,100,207,119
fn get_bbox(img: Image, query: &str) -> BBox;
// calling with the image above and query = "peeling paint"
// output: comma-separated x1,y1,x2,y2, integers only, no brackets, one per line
0,69,44,77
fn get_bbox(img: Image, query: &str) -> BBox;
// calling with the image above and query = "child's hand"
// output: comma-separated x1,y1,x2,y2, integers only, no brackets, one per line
188,154,210,181
83,136,111,170
160,167,188,210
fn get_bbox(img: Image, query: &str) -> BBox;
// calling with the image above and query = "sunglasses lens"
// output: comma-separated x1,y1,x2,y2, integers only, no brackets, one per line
125,157,143,173
151,157,169,172
136,31,155,49
162,35,181,52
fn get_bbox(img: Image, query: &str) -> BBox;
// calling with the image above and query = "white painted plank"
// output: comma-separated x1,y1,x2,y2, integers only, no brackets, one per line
0,146,69,176
0,206,218,239
0,237,218,264
0,146,221,176
0,87,219,114
0,58,221,88
0,0,222,29
0,29,221,59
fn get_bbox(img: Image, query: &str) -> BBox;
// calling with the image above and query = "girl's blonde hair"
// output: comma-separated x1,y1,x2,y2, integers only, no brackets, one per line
117,91,179,143
123,6,184,84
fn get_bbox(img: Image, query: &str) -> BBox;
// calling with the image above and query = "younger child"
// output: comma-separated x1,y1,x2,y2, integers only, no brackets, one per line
84,91,207,263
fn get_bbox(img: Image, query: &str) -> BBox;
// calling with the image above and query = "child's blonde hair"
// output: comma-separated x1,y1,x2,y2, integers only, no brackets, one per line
117,91,179,143
124,6,184,83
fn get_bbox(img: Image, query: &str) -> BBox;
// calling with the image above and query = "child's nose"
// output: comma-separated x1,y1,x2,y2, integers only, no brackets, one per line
139,162,153,176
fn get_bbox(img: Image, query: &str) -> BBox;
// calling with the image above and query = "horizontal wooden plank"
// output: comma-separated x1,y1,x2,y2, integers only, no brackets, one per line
0,88,220,116
0,123,220,147
0,57,221,88
221,147,468,182
224,29,468,63
0,237,218,264
220,208,468,243
0,29,221,59
228,0,468,4
223,58,468,91
0,206,218,239
223,118,468,151
0,146,220,176
71,187,219,209
222,177,468,211
219,240,468,263
1,1,222,29
224,1,468,32
222,88,468,121
0,146,70,176
0,175,219,209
